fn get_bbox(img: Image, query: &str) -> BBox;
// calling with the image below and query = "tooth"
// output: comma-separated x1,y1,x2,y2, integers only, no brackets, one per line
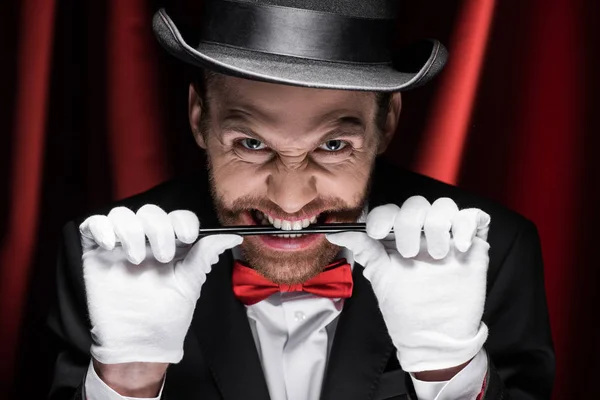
292,221,302,230
310,216,317,223
302,218,310,228
262,218,269,225
273,218,282,228
281,220,292,230
268,215,274,224
283,233,291,238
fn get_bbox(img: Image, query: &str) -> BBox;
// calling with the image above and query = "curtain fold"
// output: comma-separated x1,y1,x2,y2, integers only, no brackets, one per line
505,3,584,397
0,0,56,384
416,0,496,183
1,0,597,398
106,0,171,198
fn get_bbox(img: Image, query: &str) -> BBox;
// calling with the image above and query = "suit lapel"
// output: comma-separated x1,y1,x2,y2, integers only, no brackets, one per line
320,265,396,400
190,251,271,400
321,162,410,400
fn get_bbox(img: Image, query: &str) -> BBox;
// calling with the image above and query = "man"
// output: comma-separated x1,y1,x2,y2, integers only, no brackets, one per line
47,0,555,399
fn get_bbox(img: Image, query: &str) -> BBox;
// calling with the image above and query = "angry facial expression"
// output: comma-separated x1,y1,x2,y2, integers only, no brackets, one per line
189,74,400,284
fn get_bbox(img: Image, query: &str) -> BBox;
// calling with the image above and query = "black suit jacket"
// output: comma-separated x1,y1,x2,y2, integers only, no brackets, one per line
47,159,555,399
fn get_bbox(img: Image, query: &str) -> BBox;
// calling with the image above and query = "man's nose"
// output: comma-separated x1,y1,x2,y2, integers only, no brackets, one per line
266,170,318,214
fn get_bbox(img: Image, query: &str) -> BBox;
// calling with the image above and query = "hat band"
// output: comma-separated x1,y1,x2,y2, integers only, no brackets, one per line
199,0,394,64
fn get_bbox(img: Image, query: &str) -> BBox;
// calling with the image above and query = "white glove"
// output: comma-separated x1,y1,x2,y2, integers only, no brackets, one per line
79,204,242,364
326,196,491,372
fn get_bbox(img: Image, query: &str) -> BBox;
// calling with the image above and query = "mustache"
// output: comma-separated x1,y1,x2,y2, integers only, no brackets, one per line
215,195,365,221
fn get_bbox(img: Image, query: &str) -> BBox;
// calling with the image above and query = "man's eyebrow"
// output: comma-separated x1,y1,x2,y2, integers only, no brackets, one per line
303,112,366,143
318,124,365,143
220,115,366,147
322,115,365,132
222,104,367,129
220,119,274,146
318,112,366,130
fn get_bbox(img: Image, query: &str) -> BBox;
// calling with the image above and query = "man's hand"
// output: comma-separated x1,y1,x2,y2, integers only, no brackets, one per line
79,204,242,366
327,196,491,374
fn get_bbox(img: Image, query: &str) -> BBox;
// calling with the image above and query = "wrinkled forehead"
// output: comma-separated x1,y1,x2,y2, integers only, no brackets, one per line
207,75,378,126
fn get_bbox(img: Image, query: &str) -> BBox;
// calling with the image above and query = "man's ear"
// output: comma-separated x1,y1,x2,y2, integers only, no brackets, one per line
188,83,207,149
378,92,402,154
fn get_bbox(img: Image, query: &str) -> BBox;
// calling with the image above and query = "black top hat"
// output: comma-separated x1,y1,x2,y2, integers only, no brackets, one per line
152,0,448,91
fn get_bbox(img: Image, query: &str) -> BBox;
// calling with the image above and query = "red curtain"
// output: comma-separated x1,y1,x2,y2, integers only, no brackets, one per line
1,0,598,398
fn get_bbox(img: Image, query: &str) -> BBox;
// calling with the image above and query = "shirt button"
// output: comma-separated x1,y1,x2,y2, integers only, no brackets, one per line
294,311,306,322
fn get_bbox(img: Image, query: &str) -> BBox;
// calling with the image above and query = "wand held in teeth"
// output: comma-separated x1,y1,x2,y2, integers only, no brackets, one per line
198,223,375,236
110,224,406,246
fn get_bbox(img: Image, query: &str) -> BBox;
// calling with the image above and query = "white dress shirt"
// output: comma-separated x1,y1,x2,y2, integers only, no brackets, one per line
85,248,488,400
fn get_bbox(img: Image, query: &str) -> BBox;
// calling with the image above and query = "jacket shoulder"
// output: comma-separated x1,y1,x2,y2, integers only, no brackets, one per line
372,159,537,242
71,172,214,227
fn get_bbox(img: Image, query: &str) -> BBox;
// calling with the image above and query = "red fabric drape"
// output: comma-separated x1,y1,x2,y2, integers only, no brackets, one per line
416,0,496,182
1,0,598,398
0,0,56,384
106,0,171,197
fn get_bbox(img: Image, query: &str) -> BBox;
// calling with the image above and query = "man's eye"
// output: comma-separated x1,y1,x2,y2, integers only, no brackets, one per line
318,140,347,152
239,138,267,150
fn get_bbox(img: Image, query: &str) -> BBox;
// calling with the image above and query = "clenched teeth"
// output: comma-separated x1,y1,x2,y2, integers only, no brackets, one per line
274,233,303,238
257,211,318,231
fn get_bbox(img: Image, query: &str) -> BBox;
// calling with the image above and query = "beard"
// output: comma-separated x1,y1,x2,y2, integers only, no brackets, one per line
207,173,370,285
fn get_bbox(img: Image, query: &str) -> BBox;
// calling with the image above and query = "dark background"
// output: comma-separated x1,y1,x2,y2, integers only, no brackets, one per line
1,0,599,398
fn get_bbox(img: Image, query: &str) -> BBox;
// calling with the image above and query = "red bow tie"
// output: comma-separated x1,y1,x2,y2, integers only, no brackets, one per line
232,259,353,305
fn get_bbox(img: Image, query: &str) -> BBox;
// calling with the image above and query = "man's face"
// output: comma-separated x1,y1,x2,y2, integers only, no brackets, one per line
189,75,399,284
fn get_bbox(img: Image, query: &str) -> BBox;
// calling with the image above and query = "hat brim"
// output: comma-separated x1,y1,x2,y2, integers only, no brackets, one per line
152,8,448,92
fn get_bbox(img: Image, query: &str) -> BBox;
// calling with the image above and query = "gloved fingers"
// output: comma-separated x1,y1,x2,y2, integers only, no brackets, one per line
178,235,242,295
169,210,200,244
394,196,430,258
182,234,243,274
326,232,387,268
171,234,241,300
107,207,146,264
451,208,491,252
79,215,115,250
366,204,401,239
198,234,244,268
107,207,146,265
424,198,459,259
136,204,176,263
475,210,491,241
